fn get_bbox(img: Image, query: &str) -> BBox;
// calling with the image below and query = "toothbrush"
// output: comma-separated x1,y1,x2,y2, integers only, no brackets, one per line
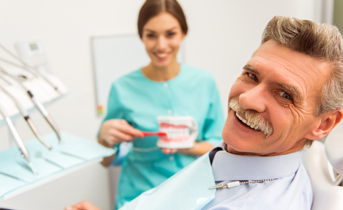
142,131,167,137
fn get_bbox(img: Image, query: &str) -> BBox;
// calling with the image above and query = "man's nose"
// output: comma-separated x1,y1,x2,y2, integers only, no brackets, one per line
239,85,267,113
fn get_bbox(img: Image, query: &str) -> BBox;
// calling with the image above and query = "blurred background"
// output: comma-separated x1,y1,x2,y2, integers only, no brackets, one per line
0,0,342,209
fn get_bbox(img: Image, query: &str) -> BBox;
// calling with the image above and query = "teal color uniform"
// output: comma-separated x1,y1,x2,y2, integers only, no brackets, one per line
102,63,224,209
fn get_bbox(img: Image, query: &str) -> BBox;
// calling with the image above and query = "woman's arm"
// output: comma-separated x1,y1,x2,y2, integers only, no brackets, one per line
98,84,143,166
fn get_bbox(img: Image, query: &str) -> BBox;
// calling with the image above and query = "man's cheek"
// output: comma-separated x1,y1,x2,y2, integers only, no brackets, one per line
229,82,246,98
287,104,305,127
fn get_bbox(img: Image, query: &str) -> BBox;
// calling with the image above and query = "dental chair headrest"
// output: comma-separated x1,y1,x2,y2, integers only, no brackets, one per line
325,134,343,174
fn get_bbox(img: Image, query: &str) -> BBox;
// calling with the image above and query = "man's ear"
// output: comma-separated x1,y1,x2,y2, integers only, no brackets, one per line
306,108,343,140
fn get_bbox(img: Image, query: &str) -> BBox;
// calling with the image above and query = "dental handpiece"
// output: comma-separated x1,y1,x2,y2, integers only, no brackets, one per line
27,90,61,143
0,103,38,176
0,70,62,143
0,82,52,149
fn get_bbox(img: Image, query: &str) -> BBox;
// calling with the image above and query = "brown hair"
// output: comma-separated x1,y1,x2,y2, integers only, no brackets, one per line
261,16,343,146
137,0,188,38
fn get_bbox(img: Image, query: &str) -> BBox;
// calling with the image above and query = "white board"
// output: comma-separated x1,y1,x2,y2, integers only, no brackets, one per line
91,34,185,116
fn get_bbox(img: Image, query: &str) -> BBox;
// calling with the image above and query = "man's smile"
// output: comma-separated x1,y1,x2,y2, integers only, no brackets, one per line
228,98,273,138
236,112,260,131
231,110,263,136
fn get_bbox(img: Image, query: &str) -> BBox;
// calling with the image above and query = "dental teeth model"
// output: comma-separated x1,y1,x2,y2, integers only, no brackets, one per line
156,116,198,149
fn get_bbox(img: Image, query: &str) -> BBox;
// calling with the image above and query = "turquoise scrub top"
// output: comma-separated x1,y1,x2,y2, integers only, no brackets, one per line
101,63,224,209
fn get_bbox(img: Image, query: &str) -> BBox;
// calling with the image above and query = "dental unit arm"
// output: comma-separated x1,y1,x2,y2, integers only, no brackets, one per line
0,78,52,149
0,43,63,95
0,68,62,143
27,89,61,142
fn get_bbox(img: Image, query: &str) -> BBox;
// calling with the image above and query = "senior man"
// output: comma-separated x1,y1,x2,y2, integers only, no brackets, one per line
66,16,343,210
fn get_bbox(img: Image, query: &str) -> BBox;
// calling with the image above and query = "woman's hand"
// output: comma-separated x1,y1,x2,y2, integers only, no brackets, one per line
98,119,143,167
98,119,143,148
65,200,100,210
161,141,214,156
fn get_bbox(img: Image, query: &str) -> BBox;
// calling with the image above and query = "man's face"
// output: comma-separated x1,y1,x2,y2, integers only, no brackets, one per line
222,40,332,156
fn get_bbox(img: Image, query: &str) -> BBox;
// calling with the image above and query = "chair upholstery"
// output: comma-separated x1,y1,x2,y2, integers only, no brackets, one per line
325,134,343,175
302,141,343,210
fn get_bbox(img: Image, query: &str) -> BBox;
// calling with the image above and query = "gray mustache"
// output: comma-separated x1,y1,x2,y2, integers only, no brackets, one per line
229,98,273,138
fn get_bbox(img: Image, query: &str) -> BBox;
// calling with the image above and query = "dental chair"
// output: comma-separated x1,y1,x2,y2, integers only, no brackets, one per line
302,135,343,210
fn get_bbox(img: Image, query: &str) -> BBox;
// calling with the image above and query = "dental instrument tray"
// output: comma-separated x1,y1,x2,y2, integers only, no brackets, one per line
0,132,114,200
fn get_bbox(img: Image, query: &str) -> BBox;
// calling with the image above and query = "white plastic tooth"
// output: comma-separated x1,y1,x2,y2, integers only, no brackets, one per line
163,126,192,139
171,128,176,137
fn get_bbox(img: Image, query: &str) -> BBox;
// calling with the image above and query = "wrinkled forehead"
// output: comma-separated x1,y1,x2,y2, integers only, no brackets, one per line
254,40,333,76
249,40,333,98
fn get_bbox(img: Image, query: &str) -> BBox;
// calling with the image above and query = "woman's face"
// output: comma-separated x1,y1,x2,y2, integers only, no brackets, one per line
141,12,185,68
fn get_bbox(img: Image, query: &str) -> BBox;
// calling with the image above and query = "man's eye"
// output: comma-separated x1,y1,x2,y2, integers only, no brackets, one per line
248,73,257,81
280,91,292,100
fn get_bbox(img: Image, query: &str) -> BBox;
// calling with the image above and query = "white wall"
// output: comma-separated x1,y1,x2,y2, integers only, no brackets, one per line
0,0,332,210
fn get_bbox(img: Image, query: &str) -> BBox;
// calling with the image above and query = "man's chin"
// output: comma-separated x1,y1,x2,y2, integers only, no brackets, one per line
222,132,269,155
224,141,264,156
222,134,249,154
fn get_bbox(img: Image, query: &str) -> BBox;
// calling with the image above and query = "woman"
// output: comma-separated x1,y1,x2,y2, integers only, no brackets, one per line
67,0,224,209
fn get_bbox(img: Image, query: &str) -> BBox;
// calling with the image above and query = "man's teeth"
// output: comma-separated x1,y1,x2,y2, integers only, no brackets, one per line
156,53,167,58
236,112,259,131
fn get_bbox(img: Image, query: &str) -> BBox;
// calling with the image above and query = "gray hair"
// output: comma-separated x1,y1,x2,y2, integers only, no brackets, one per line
261,16,343,146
